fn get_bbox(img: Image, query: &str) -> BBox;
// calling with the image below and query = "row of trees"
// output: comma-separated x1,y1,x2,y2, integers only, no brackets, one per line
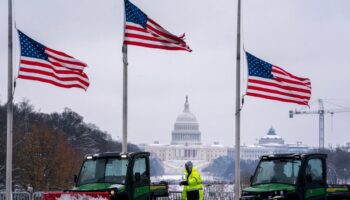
14,124,82,191
319,147,350,184
202,155,258,186
0,100,141,191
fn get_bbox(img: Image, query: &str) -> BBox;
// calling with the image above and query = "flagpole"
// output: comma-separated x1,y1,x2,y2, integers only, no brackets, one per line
6,0,14,199
122,0,128,153
122,43,128,153
234,0,242,199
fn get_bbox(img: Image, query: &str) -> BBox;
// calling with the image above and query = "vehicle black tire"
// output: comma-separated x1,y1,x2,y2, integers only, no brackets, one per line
285,193,301,200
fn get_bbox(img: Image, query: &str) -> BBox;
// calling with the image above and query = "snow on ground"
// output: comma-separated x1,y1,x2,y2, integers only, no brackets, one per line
162,160,210,175
152,174,232,192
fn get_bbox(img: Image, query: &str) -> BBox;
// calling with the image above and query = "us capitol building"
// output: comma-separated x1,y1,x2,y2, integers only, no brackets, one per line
144,96,228,163
142,96,309,174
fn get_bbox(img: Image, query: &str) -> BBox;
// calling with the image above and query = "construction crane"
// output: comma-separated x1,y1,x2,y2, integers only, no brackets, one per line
289,99,350,149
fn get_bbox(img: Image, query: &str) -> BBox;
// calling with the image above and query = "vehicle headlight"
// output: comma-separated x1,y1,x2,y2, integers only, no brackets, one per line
109,189,117,197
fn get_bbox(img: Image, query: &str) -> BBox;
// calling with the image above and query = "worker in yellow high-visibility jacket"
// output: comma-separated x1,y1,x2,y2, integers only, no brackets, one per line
179,161,203,200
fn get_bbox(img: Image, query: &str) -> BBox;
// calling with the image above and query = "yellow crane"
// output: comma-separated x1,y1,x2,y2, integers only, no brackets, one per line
289,99,350,149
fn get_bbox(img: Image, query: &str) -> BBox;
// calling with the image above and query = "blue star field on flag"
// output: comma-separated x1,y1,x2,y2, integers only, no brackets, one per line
246,52,274,79
18,31,48,60
125,0,147,28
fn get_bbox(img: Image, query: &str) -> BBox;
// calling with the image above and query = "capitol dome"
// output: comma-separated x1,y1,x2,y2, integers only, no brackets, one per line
175,99,197,123
171,96,201,145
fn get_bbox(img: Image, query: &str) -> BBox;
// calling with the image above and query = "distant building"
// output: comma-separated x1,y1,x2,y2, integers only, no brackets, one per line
237,127,309,160
258,127,284,145
144,97,228,163
171,96,201,146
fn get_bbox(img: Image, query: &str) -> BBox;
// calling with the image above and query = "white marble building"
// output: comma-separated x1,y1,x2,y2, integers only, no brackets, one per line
146,141,228,162
171,96,201,146
238,127,309,160
144,97,229,163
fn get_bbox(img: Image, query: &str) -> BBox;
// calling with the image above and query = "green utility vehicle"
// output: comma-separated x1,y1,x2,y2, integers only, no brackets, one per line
241,153,350,200
71,152,168,200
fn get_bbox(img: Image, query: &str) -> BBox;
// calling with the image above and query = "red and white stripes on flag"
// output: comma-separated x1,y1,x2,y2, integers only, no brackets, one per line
18,30,89,91
246,52,311,106
124,0,191,52
125,19,191,52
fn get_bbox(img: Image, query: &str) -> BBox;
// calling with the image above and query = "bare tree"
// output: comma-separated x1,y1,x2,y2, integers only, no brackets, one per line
14,123,82,191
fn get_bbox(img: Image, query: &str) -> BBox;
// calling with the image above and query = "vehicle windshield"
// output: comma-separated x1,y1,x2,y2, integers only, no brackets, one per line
252,158,301,185
77,158,128,185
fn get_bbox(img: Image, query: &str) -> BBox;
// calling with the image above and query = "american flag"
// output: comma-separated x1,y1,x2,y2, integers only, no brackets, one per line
18,30,89,90
246,52,311,106
124,0,191,52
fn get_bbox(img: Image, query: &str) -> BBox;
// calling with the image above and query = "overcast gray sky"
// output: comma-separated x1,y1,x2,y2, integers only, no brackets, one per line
1,0,350,148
